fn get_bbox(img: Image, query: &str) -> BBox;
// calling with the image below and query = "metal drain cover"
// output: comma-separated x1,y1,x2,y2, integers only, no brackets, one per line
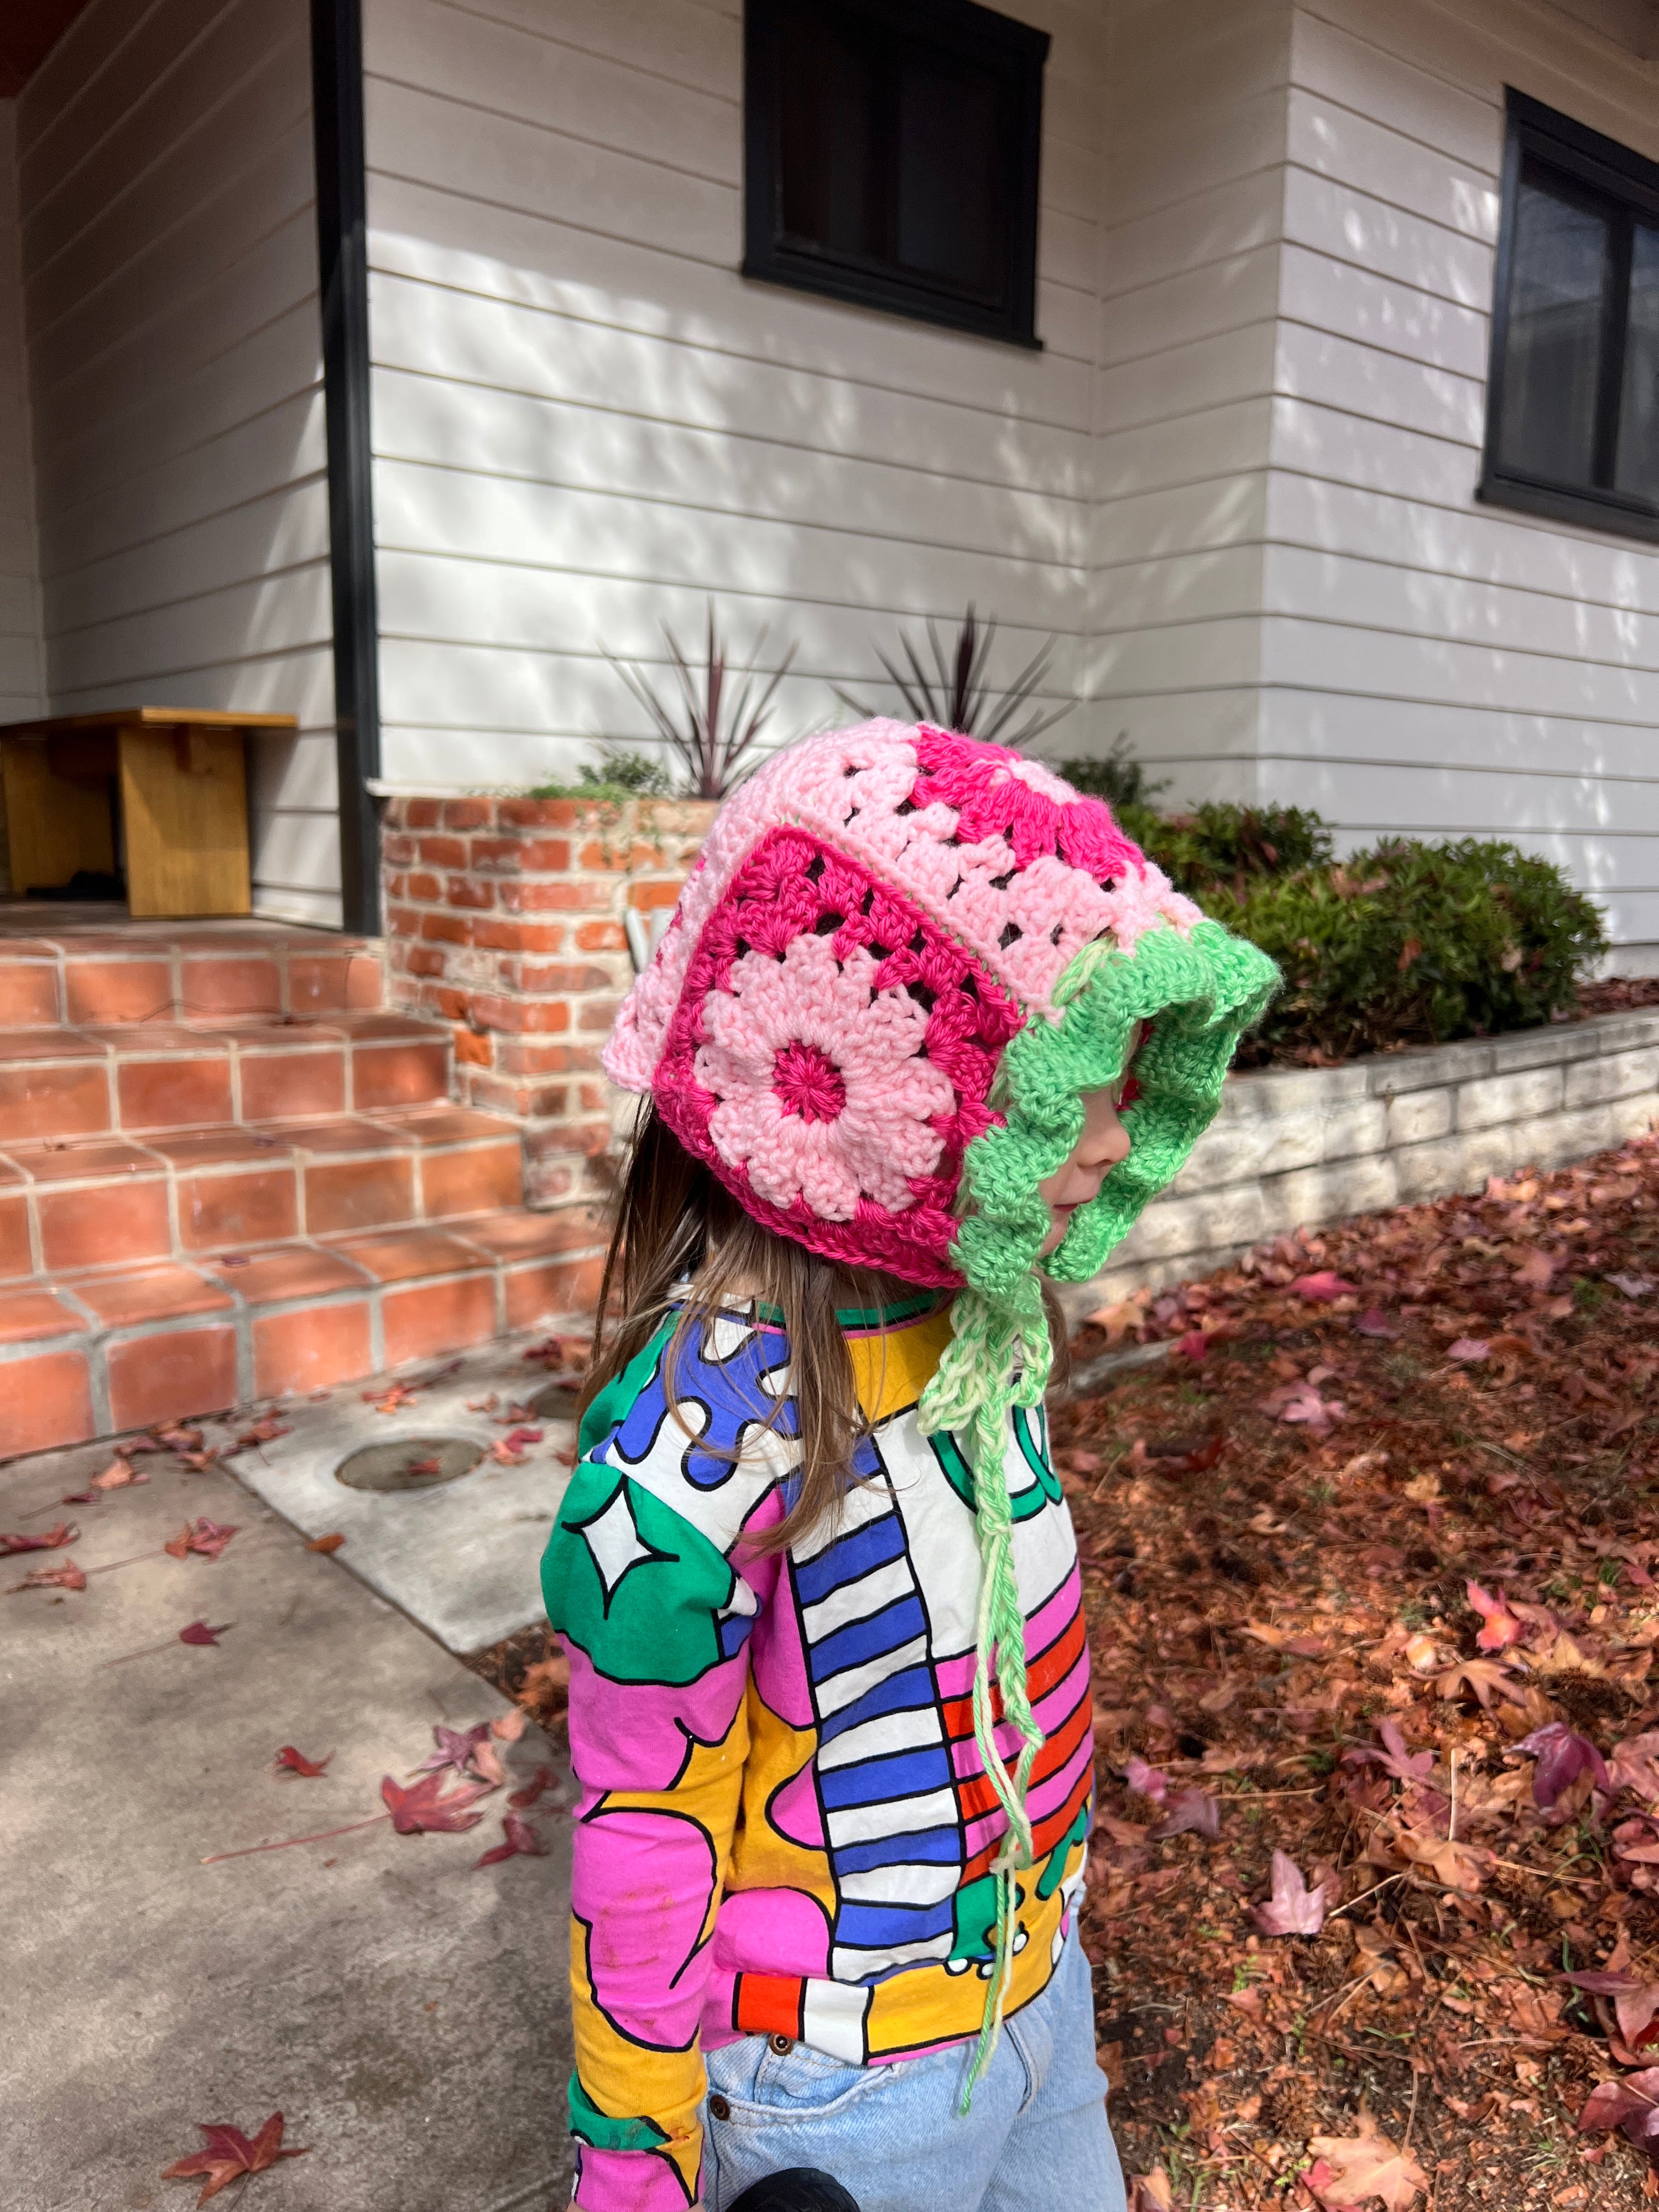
335,1436,484,1493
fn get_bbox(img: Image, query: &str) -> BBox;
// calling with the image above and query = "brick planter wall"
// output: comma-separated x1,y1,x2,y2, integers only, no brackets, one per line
380,794,714,1207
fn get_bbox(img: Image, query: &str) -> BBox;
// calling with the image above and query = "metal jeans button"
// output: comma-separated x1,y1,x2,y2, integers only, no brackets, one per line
768,2032,794,2054
707,2094,731,2121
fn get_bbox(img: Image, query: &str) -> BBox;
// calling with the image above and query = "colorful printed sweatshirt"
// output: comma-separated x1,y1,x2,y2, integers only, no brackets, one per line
540,1295,1094,2212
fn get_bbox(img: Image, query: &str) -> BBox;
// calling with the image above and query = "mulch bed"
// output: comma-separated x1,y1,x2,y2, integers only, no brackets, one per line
1577,978,1659,1019
1060,1129,1659,2208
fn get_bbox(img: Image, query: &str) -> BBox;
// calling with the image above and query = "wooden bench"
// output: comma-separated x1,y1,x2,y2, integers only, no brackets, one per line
0,708,297,918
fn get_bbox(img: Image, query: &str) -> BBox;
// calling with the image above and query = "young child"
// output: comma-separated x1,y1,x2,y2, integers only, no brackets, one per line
543,722,1276,2212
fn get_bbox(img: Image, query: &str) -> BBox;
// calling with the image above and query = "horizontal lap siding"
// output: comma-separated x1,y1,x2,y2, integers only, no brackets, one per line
361,0,1104,793
1084,0,1291,794
17,0,338,925
1267,0,1659,953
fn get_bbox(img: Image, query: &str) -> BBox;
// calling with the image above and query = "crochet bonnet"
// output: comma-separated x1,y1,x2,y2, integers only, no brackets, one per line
602,719,1277,2074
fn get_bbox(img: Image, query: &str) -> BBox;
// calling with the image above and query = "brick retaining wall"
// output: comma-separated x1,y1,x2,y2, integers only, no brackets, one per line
380,794,714,1206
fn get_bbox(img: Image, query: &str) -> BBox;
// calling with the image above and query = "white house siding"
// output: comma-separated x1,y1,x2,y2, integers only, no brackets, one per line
1259,0,1659,963
0,100,47,895
16,0,341,926
358,0,1106,792
1088,0,1291,801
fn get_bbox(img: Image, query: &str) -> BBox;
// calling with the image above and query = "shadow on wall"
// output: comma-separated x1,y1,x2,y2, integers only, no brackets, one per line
364,208,1100,792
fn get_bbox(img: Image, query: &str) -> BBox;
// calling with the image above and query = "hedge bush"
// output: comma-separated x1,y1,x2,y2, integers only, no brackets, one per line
1056,760,1607,1064
1059,756,1332,899
1210,838,1605,1065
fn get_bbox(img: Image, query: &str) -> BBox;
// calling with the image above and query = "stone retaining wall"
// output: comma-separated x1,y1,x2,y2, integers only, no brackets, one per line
1066,1008,1659,1314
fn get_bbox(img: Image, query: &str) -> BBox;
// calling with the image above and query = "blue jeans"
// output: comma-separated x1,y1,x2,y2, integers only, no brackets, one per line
700,1928,1126,2212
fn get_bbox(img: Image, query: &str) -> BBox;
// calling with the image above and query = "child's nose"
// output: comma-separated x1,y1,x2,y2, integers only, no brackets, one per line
1086,1120,1131,1172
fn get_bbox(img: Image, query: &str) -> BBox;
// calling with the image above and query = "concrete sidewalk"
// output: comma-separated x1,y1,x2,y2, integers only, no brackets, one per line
0,1432,572,2212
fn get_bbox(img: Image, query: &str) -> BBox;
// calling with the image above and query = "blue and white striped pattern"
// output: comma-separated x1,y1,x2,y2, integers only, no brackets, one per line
795,1479,963,1982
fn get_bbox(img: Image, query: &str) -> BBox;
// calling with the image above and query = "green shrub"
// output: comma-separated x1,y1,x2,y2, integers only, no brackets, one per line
1056,753,1604,1060
1058,757,1331,896
1138,802,1334,899
1058,739,1167,818
529,747,672,802
1206,838,1608,1066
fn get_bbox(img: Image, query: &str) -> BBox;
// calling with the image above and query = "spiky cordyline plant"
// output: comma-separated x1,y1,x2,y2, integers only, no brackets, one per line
604,606,797,801
836,604,1072,747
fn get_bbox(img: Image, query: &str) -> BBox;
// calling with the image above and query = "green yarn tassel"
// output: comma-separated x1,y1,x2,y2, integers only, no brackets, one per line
918,918,1280,2109
920,1278,1049,2109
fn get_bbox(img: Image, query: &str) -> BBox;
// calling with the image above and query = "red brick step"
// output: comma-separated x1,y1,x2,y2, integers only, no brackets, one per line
0,1209,606,1457
0,1106,525,1272
0,914,608,1456
0,1010,452,1145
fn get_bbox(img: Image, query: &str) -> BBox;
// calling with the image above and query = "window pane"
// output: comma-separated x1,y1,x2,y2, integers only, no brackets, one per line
776,5,885,263
1496,166,1610,488
1615,221,1659,503
895,54,1007,300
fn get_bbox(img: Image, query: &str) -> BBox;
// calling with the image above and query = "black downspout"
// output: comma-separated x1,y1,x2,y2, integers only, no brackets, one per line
311,0,382,936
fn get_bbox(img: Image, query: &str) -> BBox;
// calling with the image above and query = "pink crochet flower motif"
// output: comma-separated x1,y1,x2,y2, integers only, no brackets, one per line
695,930,954,1219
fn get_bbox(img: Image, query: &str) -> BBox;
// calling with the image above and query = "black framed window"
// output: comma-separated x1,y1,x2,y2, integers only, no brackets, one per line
1480,88,1659,540
743,0,1049,348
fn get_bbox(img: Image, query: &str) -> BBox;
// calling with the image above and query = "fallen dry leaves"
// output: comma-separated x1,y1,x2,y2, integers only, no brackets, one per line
1307,2109,1430,2210
163,1518,238,1561
161,2112,306,2204
1056,1129,1659,2205
6,1555,86,1594
272,1746,331,1779
0,1520,76,1554
473,1812,550,1868
379,1772,492,1835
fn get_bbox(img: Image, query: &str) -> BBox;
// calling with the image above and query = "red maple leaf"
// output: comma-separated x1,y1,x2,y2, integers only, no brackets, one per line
1251,1849,1334,1936
1353,1306,1398,1339
1291,1271,1359,1302
7,1556,86,1594
414,1722,494,1779
91,1453,145,1492
1147,1786,1222,1841
153,1425,205,1451
1,1521,77,1554
161,2111,307,2204
1343,1718,1435,1785
474,1813,550,1869
507,1764,563,1809
164,1519,239,1561
273,1746,332,1778
179,1620,232,1646
366,1382,417,1413
380,1772,491,1834
234,1416,291,1449
1466,1578,1522,1653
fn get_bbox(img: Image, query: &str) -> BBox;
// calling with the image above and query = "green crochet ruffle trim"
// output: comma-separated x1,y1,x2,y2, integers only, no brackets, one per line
917,915,1279,2104
966,915,1282,1295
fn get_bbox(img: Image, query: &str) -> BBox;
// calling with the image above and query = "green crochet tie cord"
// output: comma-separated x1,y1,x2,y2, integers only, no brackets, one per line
917,919,1280,2105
